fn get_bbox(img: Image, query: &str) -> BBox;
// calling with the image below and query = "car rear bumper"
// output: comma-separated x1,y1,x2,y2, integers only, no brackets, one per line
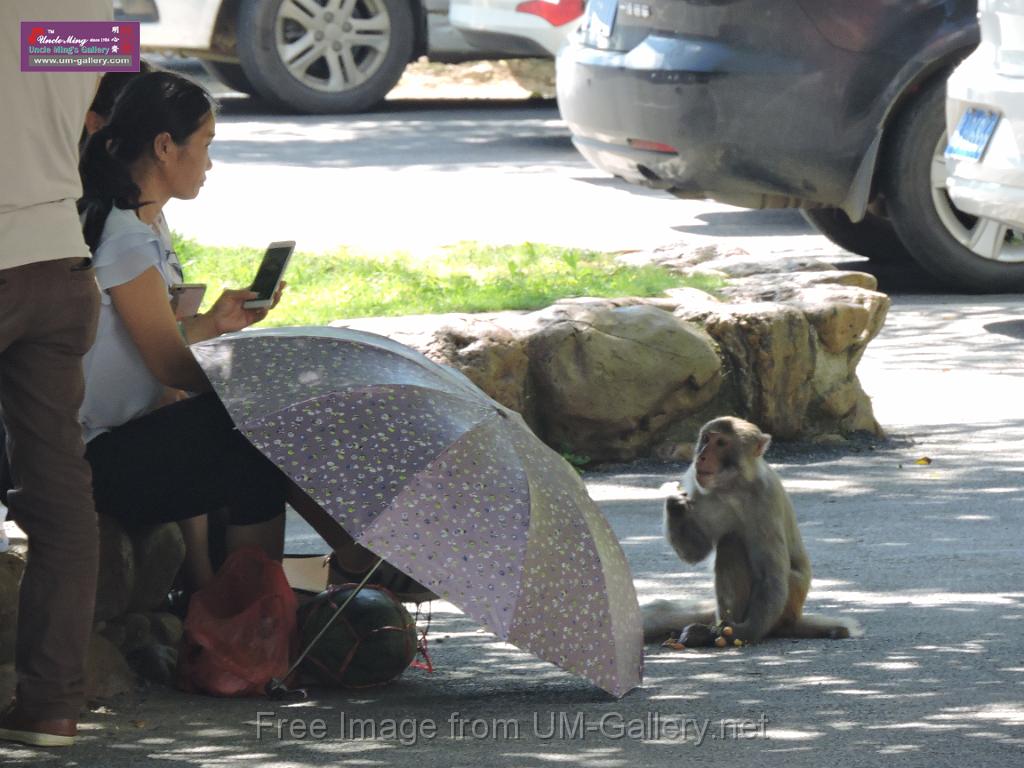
947,46,1024,226
555,33,861,209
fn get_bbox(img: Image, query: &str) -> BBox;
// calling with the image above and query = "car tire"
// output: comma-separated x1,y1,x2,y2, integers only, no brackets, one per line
237,0,415,114
883,77,1024,293
802,207,910,263
201,61,258,95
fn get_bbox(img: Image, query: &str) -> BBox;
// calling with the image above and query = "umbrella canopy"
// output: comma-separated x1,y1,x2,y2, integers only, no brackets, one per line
193,326,643,697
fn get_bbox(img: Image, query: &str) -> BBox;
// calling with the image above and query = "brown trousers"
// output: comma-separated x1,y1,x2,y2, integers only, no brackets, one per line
0,257,100,720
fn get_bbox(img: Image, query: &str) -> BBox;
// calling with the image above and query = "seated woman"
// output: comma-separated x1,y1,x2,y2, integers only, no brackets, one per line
77,71,435,603
78,71,286,590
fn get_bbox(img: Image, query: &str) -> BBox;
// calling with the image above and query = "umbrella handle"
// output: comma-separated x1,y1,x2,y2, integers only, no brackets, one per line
265,556,385,699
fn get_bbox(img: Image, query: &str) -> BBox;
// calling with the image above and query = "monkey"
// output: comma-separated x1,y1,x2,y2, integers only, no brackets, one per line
642,416,857,644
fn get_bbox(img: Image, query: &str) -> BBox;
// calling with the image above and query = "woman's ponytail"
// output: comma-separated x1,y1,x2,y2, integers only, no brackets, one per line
78,125,140,253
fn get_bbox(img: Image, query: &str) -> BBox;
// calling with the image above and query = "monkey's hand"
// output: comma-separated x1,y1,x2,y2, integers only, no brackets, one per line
664,489,691,517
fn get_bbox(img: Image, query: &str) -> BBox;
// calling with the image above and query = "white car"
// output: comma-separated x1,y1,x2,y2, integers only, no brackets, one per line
449,0,582,57
116,0,526,113
946,0,1024,271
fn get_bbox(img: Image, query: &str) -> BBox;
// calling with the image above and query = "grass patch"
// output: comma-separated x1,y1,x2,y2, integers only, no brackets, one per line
174,236,724,326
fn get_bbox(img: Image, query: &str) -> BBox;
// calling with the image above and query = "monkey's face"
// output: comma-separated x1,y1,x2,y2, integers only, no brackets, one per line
694,430,736,490
693,417,772,490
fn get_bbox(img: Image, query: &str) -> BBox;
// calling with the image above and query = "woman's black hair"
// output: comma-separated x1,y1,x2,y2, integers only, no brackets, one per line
77,59,157,150
78,71,217,253
91,59,157,120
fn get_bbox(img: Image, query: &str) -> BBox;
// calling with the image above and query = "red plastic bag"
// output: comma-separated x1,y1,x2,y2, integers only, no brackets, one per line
177,547,297,697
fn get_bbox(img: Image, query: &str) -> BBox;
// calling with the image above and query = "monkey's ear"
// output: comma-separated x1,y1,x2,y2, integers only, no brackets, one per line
755,433,772,457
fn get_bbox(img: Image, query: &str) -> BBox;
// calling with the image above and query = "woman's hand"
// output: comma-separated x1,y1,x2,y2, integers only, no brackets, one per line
205,288,265,334
182,282,287,343
206,281,286,334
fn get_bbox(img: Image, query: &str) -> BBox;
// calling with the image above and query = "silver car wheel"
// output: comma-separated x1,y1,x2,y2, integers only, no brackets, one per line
275,0,391,93
930,132,1024,264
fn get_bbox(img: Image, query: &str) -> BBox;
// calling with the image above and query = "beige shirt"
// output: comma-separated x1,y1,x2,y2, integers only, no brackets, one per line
0,0,112,269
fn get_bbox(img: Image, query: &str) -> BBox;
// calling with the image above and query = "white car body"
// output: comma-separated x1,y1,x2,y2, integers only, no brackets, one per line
128,0,223,53
124,0,505,61
116,0,528,113
946,0,1024,235
449,0,582,57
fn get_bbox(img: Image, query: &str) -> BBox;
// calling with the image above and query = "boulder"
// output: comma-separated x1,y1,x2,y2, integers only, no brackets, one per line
336,314,532,422
95,515,134,623
104,613,153,656
421,318,531,419
85,632,135,702
329,261,891,461
679,302,815,440
146,612,183,647
527,304,722,461
0,551,25,664
129,523,186,613
0,662,13,704
127,643,178,687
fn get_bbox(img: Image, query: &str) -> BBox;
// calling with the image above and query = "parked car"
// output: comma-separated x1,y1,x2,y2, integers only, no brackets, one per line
449,0,583,57
556,0,1024,293
115,0,528,113
946,0,1024,264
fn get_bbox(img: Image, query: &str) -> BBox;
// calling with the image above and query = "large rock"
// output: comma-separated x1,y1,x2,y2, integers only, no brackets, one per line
0,551,25,664
679,302,815,440
146,612,183,647
129,523,185,613
0,662,13,704
329,261,891,461
85,632,135,701
103,613,153,656
95,515,135,623
337,314,532,422
421,318,531,420
527,304,722,461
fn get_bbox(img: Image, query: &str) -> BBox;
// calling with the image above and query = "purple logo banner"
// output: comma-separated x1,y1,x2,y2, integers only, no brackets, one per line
21,21,141,73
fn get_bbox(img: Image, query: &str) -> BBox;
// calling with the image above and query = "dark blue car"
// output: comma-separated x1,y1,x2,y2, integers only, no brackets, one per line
555,1,1024,292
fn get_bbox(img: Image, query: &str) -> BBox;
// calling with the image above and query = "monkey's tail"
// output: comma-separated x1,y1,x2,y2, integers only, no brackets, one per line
783,613,863,640
641,599,716,643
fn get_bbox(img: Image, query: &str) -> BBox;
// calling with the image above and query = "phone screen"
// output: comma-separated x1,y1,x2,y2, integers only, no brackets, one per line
250,244,292,300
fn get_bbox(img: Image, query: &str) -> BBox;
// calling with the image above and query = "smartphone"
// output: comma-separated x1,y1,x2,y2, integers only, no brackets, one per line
169,283,207,320
243,240,295,309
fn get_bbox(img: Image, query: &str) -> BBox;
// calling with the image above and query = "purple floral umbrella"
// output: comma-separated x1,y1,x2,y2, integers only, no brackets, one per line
193,326,643,697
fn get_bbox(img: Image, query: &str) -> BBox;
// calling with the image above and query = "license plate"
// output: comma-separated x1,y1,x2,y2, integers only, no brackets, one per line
946,108,1000,162
585,0,618,40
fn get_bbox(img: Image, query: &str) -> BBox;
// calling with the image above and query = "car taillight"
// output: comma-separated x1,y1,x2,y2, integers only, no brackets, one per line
627,139,679,154
515,0,584,28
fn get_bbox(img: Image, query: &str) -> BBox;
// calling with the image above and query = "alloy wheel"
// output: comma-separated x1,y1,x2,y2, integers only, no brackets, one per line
274,0,392,93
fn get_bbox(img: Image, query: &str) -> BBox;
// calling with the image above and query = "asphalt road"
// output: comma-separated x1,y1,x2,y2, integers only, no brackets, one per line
3,85,1023,766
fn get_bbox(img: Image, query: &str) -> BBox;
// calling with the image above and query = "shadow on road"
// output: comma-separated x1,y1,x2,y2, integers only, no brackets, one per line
4,425,1023,765
214,94,556,119
673,209,818,238
208,96,576,173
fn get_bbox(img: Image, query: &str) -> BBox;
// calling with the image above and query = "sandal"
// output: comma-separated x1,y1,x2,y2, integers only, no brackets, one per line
328,553,438,604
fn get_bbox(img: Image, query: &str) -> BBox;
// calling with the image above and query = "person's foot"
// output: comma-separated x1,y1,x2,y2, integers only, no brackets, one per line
0,701,77,747
328,554,438,604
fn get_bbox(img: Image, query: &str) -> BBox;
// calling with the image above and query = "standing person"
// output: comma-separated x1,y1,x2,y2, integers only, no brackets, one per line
0,0,112,749
0,60,157,508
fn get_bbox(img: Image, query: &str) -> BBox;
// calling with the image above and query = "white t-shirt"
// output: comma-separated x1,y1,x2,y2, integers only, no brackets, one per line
0,0,112,269
80,207,183,443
